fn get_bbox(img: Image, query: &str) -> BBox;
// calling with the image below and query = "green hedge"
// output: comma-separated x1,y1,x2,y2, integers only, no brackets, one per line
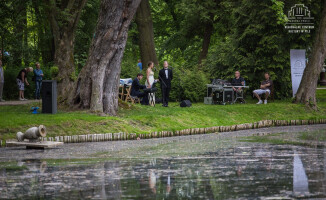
2,66,53,100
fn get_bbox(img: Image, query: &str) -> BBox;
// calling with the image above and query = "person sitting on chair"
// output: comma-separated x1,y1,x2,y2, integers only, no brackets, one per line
253,72,273,104
131,73,149,105
232,71,245,93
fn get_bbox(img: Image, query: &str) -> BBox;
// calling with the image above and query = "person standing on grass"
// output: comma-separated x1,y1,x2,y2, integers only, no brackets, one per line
159,61,173,107
253,72,273,104
0,60,5,102
17,67,33,101
33,62,44,100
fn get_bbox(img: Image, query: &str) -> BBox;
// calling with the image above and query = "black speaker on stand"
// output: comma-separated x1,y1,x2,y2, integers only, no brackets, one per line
180,100,192,107
41,80,57,114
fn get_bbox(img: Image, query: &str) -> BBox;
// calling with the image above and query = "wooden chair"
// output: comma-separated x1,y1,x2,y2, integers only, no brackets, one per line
124,85,132,102
124,85,141,104
131,96,141,104
119,85,124,100
270,83,275,102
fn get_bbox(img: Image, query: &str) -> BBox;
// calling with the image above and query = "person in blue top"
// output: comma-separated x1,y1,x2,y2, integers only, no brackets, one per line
137,59,142,71
33,62,44,99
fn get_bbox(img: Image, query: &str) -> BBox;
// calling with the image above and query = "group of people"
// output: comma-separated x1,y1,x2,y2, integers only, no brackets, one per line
231,71,273,104
0,61,44,102
131,61,173,107
133,60,273,106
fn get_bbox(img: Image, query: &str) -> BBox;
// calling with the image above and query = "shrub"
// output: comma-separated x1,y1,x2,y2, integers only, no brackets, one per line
50,66,59,78
2,65,53,100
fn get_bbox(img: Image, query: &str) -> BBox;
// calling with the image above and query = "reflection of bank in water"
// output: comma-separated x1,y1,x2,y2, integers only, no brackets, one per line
17,159,47,173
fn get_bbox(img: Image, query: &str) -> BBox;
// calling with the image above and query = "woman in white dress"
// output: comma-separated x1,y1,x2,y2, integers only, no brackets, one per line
145,61,156,106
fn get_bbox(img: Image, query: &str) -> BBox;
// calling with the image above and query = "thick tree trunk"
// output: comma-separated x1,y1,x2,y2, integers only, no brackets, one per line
135,0,158,66
198,22,213,65
71,0,141,115
294,0,326,110
47,0,87,102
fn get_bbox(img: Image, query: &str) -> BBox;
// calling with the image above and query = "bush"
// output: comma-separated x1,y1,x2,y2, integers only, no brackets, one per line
2,66,53,100
50,66,59,78
169,67,209,103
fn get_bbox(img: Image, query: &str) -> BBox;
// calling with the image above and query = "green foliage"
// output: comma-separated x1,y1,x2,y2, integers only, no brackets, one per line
205,0,321,99
2,66,52,100
1,0,324,104
74,0,100,70
50,66,59,78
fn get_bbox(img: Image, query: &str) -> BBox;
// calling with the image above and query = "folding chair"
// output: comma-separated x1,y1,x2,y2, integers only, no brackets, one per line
119,85,124,100
124,85,132,102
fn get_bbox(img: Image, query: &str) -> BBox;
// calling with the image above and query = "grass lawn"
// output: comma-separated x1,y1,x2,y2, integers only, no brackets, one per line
1,90,326,140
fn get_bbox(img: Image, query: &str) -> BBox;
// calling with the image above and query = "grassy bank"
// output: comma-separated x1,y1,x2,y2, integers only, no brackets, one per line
1,90,326,140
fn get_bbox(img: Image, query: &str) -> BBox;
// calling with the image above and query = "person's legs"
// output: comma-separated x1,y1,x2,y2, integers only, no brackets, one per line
253,89,263,104
165,87,171,106
139,92,148,105
264,91,270,99
35,81,39,99
35,81,41,99
19,90,23,100
253,90,261,100
162,86,167,106
39,81,42,99
264,90,270,104
0,82,3,101
17,79,25,100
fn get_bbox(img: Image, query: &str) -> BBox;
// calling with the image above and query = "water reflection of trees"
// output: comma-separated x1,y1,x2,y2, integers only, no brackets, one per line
0,145,325,199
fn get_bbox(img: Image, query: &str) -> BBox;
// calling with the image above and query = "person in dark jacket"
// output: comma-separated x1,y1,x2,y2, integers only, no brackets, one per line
131,73,149,105
159,61,173,107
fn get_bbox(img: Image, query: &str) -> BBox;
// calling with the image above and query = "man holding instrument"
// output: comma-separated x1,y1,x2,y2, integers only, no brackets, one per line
159,61,173,107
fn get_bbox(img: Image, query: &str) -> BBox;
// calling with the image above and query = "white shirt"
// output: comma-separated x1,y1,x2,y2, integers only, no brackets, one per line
165,68,168,79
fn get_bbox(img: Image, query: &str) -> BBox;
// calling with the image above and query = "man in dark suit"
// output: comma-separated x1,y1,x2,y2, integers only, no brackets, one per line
159,61,173,107
131,73,149,105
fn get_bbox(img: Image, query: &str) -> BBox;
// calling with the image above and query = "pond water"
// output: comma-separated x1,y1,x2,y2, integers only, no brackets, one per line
0,129,326,199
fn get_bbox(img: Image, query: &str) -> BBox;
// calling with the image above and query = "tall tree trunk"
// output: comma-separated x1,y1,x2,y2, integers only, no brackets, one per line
70,0,141,115
294,0,326,110
47,0,87,102
135,0,158,66
198,22,213,65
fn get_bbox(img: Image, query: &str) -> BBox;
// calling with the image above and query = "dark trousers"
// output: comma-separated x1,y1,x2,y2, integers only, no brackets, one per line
162,86,171,106
35,81,42,99
134,91,149,105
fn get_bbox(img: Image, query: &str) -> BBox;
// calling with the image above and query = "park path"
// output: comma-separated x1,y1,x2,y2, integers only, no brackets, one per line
0,99,41,106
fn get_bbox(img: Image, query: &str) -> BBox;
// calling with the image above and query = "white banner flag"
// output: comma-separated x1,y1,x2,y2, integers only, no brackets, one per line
290,49,306,97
